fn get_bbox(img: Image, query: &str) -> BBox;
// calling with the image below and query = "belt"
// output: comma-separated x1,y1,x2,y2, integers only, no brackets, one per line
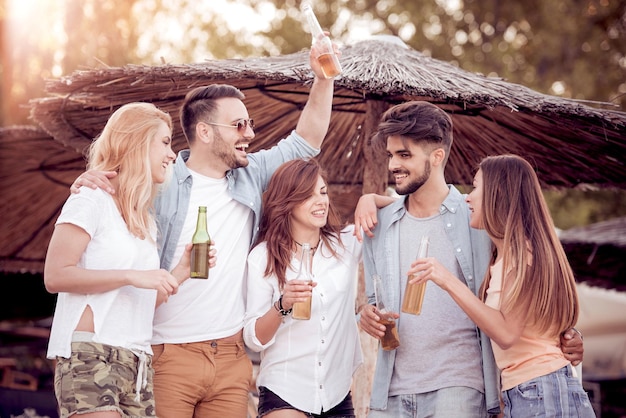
206,330,244,347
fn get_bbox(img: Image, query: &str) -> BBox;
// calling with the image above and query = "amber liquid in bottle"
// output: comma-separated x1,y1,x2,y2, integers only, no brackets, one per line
190,206,211,279
302,3,342,79
373,274,400,350
292,243,313,320
401,236,429,315
316,51,342,78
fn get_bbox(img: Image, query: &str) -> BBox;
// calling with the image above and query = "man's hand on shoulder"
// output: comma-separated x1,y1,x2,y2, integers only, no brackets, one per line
70,170,117,194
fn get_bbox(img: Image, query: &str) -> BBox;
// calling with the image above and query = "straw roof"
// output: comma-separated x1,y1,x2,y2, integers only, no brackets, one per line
0,126,85,274
3,38,626,275
29,37,626,189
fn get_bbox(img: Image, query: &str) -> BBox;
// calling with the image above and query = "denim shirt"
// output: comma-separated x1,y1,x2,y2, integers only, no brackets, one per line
362,186,501,415
155,130,319,271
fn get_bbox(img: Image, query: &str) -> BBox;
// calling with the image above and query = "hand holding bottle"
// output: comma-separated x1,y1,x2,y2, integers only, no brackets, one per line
291,242,315,319
402,236,429,315
302,3,342,79
280,279,317,311
372,274,400,350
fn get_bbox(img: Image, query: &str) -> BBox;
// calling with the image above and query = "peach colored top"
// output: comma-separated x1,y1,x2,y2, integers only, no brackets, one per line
485,259,569,390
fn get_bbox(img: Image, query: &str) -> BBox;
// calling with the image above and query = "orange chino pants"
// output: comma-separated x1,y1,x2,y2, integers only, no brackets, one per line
152,334,252,418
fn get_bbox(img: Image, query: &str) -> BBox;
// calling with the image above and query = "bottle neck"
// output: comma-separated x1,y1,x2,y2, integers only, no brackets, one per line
298,244,313,279
196,212,207,231
192,209,210,243
303,7,325,40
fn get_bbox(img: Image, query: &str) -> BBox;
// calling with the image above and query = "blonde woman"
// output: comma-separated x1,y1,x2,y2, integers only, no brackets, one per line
45,103,194,417
412,154,595,417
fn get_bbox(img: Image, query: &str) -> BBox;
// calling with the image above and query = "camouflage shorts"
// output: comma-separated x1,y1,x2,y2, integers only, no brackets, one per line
55,341,156,418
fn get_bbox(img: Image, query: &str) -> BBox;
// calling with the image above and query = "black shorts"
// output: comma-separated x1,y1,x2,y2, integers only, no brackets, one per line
257,386,355,418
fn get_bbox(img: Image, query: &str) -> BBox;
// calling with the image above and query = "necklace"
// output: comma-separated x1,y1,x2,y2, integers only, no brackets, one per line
294,240,319,252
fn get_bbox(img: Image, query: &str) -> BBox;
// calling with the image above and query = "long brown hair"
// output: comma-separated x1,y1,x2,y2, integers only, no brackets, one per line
88,102,172,240
256,159,343,288
477,155,578,337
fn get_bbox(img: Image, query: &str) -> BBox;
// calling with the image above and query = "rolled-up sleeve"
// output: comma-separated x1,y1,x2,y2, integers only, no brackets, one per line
243,246,279,352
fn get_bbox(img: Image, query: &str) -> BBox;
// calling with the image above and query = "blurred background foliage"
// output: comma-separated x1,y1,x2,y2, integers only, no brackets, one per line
1,0,625,227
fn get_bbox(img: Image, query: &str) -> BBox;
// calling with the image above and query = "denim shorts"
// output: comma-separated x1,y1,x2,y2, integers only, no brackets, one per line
257,386,355,418
502,365,596,418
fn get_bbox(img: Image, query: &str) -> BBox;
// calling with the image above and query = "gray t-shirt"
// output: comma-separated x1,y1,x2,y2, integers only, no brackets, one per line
389,211,484,395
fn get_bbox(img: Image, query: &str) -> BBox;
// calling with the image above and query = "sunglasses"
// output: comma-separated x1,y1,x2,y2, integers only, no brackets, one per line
206,118,255,133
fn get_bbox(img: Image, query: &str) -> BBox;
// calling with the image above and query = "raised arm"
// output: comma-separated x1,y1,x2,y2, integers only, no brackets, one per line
294,42,338,149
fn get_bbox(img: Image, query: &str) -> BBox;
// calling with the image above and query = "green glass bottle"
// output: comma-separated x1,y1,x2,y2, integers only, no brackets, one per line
190,206,211,279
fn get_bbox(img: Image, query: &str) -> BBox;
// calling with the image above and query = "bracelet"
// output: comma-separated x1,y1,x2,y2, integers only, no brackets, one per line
274,296,292,316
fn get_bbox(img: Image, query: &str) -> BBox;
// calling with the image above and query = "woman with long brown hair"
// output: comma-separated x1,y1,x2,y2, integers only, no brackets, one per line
244,158,362,418
411,154,595,417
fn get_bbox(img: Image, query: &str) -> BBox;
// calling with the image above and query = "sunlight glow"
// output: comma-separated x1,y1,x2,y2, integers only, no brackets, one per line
551,81,566,95
6,0,66,81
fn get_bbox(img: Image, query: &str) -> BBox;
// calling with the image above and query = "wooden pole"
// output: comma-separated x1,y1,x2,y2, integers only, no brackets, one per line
352,98,389,418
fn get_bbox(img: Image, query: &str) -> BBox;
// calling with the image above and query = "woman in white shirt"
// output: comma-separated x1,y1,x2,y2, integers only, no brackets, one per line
244,158,362,418
45,103,198,418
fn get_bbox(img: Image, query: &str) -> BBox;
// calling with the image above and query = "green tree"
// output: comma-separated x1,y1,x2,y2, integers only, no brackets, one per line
243,0,625,109
2,0,140,125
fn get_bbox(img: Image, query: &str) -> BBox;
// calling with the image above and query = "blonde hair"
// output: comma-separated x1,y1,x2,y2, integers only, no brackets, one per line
88,102,172,240
477,155,578,337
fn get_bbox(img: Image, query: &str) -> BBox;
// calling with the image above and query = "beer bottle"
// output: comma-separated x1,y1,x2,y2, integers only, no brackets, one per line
373,274,400,350
291,243,314,320
190,206,211,279
302,3,342,79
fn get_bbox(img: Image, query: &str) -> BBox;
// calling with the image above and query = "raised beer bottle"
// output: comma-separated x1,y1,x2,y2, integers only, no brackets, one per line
302,3,342,79
291,243,314,320
190,206,211,279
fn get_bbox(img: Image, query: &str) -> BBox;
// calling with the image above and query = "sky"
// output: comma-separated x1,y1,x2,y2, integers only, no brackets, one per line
4,0,463,70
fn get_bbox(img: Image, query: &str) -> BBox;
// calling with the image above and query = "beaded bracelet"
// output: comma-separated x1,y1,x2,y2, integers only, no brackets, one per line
274,296,292,316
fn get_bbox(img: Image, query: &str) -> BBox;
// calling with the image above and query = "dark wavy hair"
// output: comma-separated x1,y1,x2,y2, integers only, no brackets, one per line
256,159,343,288
375,101,453,166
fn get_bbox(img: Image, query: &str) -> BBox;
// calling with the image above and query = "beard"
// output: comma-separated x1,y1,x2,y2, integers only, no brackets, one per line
211,129,249,170
395,160,431,195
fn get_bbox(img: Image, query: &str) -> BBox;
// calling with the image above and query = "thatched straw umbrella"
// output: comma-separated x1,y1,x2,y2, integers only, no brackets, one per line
559,217,626,291
0,126,84,274
6,36,626,276
4,38,626,416
30,37,626,193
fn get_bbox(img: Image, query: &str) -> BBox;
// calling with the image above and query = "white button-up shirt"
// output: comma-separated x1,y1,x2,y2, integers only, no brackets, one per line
244,226,363,414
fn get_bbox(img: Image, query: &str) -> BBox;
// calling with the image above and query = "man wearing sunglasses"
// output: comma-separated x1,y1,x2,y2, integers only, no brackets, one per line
70,42,338,418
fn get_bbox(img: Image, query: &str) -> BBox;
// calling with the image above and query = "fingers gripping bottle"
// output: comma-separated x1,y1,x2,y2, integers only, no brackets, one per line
292,243,314,320
373,274,400,350
302,3,342,78
401,236,429,314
